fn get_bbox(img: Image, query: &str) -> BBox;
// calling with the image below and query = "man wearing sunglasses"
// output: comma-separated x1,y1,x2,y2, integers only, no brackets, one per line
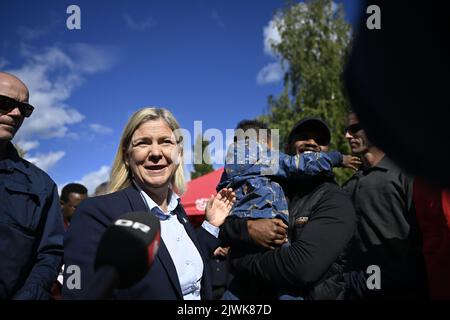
342,112,428,299
0,72,64,299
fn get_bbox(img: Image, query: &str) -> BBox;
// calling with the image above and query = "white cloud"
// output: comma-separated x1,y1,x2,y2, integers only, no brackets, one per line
5,43,117,176
0,57,8,69
7,43,117,141
16,140,40,152
263,17,282,57
257,16,284,86
26,151,65,171
124,14,156,31
89,123,113,135
256,62,283,85
78,165,111,196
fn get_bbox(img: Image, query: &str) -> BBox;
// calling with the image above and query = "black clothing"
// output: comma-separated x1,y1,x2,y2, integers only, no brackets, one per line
221,178,356,299
344,1,449,187
0,142,64,299
63,184,219,300
343,156,429,299
209,256,233,300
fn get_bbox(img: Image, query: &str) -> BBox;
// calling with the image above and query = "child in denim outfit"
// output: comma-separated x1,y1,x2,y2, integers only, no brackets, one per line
218,120,354,234
219,119,359,300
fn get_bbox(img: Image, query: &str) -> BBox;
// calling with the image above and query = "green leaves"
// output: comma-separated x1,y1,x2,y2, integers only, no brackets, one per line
259,0,354,184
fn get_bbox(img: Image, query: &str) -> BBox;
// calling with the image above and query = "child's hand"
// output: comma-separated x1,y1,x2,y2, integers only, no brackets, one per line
342,155,362,171
205,188,236,227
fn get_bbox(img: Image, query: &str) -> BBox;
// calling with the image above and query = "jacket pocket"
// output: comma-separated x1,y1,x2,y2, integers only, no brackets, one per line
1,180,46,235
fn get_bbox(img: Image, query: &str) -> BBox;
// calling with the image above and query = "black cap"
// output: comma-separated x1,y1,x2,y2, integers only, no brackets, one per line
287,117,331,146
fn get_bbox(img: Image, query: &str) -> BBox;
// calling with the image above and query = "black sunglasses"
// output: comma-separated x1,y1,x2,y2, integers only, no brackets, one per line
345,123,363,135
0,95,34,118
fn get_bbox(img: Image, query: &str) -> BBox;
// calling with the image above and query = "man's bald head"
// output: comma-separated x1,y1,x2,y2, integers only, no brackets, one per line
0,72,29,102
0,72,30,143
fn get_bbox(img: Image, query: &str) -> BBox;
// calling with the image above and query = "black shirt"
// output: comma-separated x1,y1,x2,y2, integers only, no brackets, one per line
342,156,428,298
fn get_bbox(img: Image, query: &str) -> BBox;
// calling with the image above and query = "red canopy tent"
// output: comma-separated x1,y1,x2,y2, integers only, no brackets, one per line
181,167,224,227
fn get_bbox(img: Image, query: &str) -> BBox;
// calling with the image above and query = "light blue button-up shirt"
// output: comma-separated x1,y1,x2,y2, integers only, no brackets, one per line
135,182,219,300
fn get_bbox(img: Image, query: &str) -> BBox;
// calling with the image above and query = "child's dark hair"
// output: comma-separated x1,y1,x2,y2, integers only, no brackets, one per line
235,119,268,132
234,119,271,142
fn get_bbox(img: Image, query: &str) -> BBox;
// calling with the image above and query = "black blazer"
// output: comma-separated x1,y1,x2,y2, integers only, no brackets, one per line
62,184,219,299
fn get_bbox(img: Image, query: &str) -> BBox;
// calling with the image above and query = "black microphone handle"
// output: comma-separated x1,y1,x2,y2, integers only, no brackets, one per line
82,265,120,300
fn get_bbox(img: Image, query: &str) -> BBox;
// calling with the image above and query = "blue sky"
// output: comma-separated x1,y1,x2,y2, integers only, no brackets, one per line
0,0,361,194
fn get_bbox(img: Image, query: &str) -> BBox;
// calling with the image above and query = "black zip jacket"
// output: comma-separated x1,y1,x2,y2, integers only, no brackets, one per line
220,178,356,299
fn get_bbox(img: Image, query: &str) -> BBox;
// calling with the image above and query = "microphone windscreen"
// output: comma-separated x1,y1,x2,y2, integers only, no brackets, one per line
94,211,161,288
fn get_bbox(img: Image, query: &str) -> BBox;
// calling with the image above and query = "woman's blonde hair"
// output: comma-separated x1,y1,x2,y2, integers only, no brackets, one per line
108,107,186,194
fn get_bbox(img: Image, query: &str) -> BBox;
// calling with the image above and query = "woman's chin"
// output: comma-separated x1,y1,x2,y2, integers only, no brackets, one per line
144,179,171,190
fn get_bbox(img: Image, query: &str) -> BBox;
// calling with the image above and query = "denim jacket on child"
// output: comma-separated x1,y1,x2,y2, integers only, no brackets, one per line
217,141,342,223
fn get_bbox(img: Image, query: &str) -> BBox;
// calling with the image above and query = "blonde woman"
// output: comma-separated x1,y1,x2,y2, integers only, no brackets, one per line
63,108,234,299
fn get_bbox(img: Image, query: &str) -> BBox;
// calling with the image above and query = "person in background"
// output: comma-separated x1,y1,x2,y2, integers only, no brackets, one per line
345,1,450,300
342,112,428,299
50,182,88,299
94,181,109,196
60,183,88,230
344,1,449,188
413,178,450,299
0,72,64,299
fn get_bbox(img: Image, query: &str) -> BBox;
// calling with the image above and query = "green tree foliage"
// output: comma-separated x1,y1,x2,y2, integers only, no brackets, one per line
191,135,214,180
259,0,354,183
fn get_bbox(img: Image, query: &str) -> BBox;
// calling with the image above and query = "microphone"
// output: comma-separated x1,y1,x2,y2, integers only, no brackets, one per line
82,211,161,299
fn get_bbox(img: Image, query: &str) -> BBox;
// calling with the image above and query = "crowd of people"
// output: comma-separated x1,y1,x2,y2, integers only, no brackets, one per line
1,69,449,300
1,1,449,298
